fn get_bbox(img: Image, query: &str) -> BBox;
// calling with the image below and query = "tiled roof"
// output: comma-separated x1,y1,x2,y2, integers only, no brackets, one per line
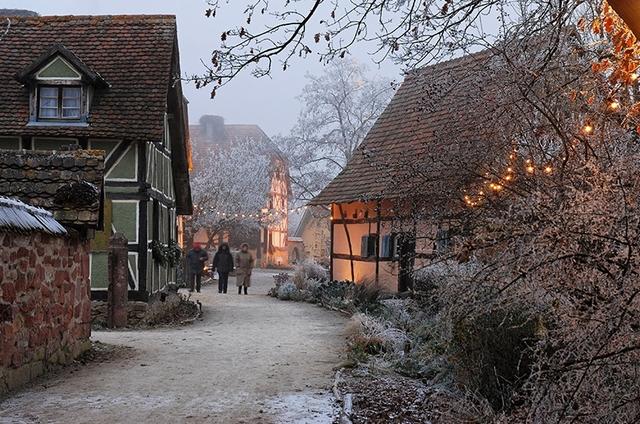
310,50,512,207
0,148,105,228
0,15,177,142
190,120,284,158
0,196,67,235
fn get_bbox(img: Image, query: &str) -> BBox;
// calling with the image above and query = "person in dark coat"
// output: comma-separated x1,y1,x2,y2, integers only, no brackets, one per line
212,243,234,294
186,242,208,293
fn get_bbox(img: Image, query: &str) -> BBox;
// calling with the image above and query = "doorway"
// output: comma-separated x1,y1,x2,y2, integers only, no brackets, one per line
396,233,416,292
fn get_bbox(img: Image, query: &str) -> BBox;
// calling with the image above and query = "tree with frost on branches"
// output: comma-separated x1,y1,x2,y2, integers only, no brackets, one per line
187,138,271,247
277,59,393,202
195,1,640,422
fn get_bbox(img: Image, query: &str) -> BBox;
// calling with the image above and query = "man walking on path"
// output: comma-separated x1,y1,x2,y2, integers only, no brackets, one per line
211,243,234,294
235,243,254,295
186,242,208,293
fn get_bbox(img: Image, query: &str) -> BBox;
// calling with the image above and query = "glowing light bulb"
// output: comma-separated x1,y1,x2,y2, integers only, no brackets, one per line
609,101,620,110
582,123,594,134
544,166,553,174
632,73,639,82
504,175,513,181
526,165,535,174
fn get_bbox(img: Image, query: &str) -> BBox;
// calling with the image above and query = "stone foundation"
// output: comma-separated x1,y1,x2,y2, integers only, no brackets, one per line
92,300,148,328
0,232,91,395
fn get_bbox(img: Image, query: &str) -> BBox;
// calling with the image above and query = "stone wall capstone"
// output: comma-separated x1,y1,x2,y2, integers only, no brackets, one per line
0,231,91,394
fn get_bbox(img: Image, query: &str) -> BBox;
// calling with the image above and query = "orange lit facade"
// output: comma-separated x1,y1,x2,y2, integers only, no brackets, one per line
328,200,450,292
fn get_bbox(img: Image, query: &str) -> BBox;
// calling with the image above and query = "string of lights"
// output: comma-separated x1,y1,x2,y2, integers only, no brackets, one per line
191,205,311,219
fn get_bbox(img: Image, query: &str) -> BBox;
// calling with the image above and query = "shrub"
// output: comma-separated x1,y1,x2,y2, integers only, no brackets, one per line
276,281,298,300
346,313,410,362
351,279,383,313
450,305,539,412
293,259,328,287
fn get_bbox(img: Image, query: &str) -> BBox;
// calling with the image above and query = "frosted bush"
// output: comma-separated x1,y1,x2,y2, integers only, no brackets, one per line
349,313,410,356
277,281,298,300
293,259,328,287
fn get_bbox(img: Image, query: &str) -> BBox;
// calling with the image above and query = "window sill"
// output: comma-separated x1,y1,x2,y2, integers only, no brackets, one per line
27,121,89,128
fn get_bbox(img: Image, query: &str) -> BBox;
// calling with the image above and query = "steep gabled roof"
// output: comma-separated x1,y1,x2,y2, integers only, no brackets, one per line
190,117,285,159
0,15,177,142
16,43,109,88
310,50,511,207
0,148,105,228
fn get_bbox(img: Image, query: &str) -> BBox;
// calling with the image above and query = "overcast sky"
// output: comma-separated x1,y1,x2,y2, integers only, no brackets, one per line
5,0,402,136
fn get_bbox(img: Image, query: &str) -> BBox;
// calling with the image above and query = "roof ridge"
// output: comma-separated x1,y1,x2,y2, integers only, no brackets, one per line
405,48,496,78
9,14,177,23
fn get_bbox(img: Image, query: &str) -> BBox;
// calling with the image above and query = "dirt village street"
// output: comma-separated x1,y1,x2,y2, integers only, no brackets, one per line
0,270,347,424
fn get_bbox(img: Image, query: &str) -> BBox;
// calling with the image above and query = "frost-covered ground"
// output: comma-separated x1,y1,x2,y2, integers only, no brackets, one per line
0,269,347,423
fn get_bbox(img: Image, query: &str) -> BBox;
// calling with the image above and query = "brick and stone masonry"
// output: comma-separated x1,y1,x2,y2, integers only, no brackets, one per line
0,231,91,394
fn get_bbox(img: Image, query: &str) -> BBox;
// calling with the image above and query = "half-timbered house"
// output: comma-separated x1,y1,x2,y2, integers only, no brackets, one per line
310,51,511,292
0,15,193,301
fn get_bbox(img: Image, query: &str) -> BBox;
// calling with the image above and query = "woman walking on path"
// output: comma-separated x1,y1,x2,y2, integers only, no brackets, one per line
211,243,234,294
235,243,255,295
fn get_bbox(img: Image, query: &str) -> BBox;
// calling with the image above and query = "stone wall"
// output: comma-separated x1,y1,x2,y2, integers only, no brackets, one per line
0,232,91,394
92,301,148,328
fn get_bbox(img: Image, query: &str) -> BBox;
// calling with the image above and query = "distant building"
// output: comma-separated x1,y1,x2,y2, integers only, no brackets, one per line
0,15,193,300
190,115,290,267
291,207,331,266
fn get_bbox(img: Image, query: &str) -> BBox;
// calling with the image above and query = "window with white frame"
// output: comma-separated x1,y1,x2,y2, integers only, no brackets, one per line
38,86,82,119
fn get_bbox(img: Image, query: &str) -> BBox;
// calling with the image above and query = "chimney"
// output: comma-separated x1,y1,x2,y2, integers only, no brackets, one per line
199,115,225,142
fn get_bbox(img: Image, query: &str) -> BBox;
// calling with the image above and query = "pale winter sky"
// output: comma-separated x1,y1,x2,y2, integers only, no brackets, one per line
4,0,402,136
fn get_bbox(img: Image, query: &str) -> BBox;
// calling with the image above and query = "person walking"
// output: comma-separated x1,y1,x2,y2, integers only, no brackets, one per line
211,243,234,294
186,242,208,293
235,243,255,295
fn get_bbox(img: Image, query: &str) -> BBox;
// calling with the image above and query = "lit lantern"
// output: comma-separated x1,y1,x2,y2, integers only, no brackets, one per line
582,123,594,134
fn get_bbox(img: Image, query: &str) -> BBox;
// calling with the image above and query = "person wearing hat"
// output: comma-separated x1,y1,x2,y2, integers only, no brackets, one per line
235,243,254,295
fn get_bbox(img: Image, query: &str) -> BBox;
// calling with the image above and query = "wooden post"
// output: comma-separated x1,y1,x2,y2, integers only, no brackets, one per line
329,204,334,281
375,200,381,285
338,204,355,283
107,233,128,328
608,1,640,40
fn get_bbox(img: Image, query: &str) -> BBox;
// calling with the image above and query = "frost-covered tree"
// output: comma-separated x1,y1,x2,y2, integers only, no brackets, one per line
197,1,640,421
187,138,270,246
278,60,393,202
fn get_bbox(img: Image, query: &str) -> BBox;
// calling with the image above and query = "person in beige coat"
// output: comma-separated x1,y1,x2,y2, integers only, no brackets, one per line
235,243,255,295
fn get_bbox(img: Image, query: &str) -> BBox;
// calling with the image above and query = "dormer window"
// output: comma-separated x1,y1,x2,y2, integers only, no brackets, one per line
38,86,82,119
16,43,109,126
